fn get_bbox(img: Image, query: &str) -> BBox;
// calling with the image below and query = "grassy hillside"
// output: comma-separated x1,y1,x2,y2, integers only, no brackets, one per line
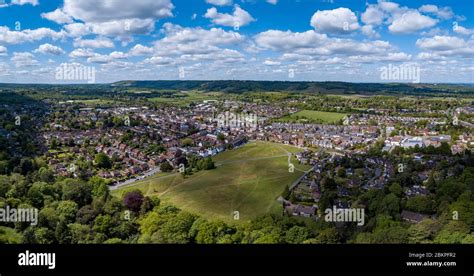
113,142,310,223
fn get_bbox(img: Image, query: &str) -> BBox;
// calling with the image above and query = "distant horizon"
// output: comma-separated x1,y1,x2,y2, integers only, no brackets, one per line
0,79,473,86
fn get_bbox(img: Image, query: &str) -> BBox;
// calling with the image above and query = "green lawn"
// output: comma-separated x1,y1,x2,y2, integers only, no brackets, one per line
112,141,309,223
277,110,347,124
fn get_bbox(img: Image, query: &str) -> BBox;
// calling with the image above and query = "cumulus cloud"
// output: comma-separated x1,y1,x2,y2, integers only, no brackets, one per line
11,52,38,67
416,35,474,58
87,51,128,63
43,0,175,40
63,0,174,23
266,0,278,4
254,29,410,64
69,48,95,58
419,5,454,20
0,27,65,44
204,5,255,27
388,10,437,34
41,9,73,24
11,0,38,6
254,30,327,51
361,4,385,26
0,46,7,56
453,25,474,36
310,8,360,34
416,35,466,51
145,23,246,66
361,2,448,35
361,25,379,38
73,37,115,48
205,0,232,6
129,44,154,56
33,43,65,55
64,23,91,37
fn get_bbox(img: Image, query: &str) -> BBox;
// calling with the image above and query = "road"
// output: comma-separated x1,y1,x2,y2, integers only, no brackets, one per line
109,166,162,190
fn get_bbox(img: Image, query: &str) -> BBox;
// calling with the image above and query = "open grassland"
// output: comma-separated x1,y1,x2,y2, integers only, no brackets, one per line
277,110,347,124
148,91,223,105
112,141,309,223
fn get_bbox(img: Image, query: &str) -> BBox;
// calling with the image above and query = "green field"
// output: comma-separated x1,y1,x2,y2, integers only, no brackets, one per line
113,142,310,223
148,91,223,106
277,110,347,124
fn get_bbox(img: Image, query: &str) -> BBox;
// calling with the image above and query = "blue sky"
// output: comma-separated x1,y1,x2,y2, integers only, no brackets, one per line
0,0,472,83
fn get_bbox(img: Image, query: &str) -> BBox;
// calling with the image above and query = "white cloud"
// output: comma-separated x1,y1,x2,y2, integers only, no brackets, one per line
146,24,246,66
52,0,175,40
129,44,154,56
454,25,474,36
63,0,174,23
419,5,454,20
11,0,38,6
416,35,466,51
87,51,128,63
361,4,385,26
41,9,73,24
310,8,360,34
88,18,155,37
361,25,379,38
69,48,95,58
266,0,278,4
34,43,65,55
64,23,91,37
11,52,38,67
416,35,474,58
205,0,232,6
388,10,437,34
254,29,407,62
0,46,7,56
142,56,173,65
204,5,255,27
73,37,115,48
0,27,65,44
263,59,280,66
254,30,326,51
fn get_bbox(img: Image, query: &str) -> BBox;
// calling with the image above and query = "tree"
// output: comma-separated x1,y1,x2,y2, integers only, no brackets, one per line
217,133,225,142
0,175,10,198
61,179,92,206
57,200,78,223
94,153,111,169
180,138,193,147
336,167,346,178
160,162,173,172
380,193,400,217
285,226,310,244
93,214,114,236
389,183,402,197
38,167,55,183
194,221,225,244
408,219,441,243
123,190,144,212
89,176,108,198
310,227,340,244
434,221,470,244
68,223,92,244
405,196,435,214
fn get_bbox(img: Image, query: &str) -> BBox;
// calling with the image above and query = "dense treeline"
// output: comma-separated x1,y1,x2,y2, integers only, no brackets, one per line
0,154,472,244
111,80,474,96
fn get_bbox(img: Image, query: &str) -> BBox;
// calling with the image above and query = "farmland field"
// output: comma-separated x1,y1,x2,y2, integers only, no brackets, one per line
277,110,347,124
148,91,223,105
113,141,310,223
